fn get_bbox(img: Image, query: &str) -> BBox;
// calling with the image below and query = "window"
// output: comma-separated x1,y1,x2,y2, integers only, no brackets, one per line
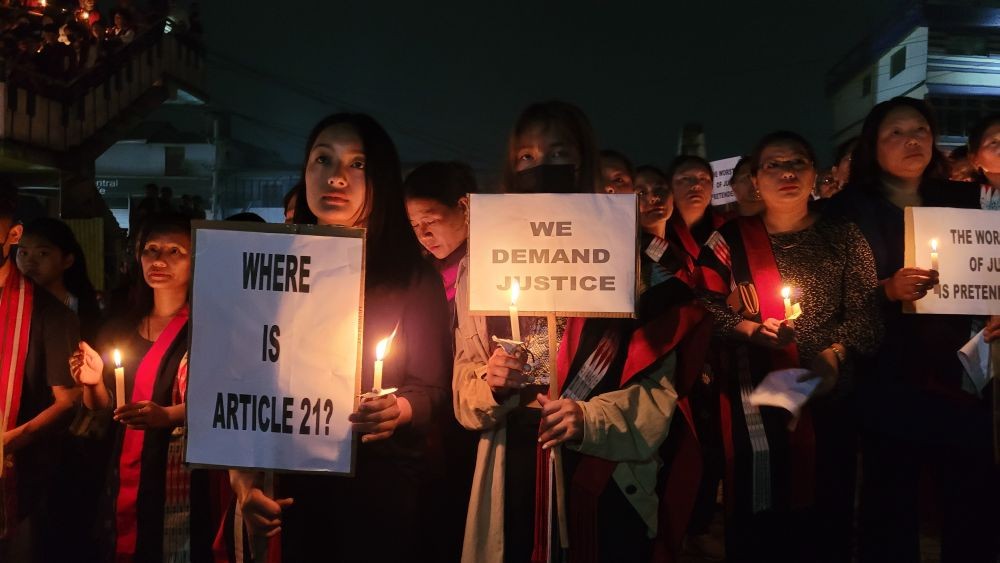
890,47,907,78
164,146,186,176
862,74,872,97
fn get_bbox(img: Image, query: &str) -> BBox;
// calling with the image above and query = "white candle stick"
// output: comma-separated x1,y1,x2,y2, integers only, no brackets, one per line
113,349,125,408
373,338,388,392
930,239,940,295
509,279,521,342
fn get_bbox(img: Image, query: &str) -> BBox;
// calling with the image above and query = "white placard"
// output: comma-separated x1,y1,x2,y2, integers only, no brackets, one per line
905,207,1000,315
469,193,637,316
710,156,741,206
186,223,365,473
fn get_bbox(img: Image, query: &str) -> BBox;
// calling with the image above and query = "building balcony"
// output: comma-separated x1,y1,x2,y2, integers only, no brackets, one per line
0,20,206,171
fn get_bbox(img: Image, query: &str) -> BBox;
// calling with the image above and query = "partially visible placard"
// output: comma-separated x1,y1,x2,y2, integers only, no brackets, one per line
469,193,637,317
904,207,1000,315
186,222,365,474
711,156,741,206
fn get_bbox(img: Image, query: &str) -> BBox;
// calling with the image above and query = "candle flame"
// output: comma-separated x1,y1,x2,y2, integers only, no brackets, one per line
375,323,399,361
781,286,791,300
930,239,938,252
510,279,520,305
82,10,89,18
113,349,122,367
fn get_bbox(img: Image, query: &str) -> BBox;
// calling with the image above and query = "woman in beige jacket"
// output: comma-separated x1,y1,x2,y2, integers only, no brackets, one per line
454,100,695,563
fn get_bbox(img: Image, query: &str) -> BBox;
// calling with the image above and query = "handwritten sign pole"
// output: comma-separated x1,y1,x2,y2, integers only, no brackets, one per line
547,312,570,551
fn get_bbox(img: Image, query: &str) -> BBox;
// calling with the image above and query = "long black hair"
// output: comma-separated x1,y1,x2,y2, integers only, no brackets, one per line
128,213,192,326
665,154,713,182
292,113,423,287
403,161,478,208
20,218,101,334
500,100,600,194
847,96,949,192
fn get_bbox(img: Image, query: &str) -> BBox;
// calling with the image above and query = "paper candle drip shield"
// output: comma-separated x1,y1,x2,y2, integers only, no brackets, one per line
781,286,802,322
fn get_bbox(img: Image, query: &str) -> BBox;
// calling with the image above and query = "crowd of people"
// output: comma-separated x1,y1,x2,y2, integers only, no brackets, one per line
0,96,998,563
0,0,200,83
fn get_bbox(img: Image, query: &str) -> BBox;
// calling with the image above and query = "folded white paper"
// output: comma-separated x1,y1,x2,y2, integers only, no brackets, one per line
958,330,991,394
748,368,821,417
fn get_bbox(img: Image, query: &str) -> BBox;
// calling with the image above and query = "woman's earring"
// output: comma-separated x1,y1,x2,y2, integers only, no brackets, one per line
752,188,762,201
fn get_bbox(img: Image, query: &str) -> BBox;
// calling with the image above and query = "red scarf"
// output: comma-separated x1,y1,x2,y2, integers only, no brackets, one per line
115,306,190,561
531,304,710,563
0,267,34,537
722,217,815,510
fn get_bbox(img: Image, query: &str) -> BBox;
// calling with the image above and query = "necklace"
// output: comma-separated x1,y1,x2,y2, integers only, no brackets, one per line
771,229,810,251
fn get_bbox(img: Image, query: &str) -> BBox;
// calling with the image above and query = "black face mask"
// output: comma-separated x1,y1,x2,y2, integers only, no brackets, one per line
510,164,578,194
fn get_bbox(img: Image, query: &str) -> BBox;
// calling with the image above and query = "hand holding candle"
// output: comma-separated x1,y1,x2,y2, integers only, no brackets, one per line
113,349,126,409
509,279,521,342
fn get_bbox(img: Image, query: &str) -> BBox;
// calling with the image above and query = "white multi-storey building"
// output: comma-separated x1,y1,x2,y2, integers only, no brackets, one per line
828,0,1000,148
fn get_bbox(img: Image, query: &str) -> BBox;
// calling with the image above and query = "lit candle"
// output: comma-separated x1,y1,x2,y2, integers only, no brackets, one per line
40,0,47,7
113,349,125,409
930,239,939,272
373,338,388,392
509,279,521,342
82,10,89,20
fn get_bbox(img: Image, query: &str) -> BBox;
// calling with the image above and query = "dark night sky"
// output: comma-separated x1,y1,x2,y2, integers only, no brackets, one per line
199,1,897,174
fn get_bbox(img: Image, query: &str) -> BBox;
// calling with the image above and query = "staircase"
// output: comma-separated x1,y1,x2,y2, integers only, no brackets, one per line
0,20,206,170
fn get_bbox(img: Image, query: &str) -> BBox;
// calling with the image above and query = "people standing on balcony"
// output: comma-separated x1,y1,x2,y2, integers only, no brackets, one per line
824,96,998,563
73,0,100,28
967,113,1000,210
108,9,135,45
35,22,75,79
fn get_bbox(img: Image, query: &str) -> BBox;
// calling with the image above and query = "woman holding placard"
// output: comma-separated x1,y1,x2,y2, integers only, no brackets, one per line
232,113,452,563
825,97,996,563
968,113,1000,211
454,100,687,562
70,213,214,562
698,131,881,562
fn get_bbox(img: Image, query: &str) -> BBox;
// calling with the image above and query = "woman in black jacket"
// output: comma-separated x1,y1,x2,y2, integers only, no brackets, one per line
824,96,997,563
